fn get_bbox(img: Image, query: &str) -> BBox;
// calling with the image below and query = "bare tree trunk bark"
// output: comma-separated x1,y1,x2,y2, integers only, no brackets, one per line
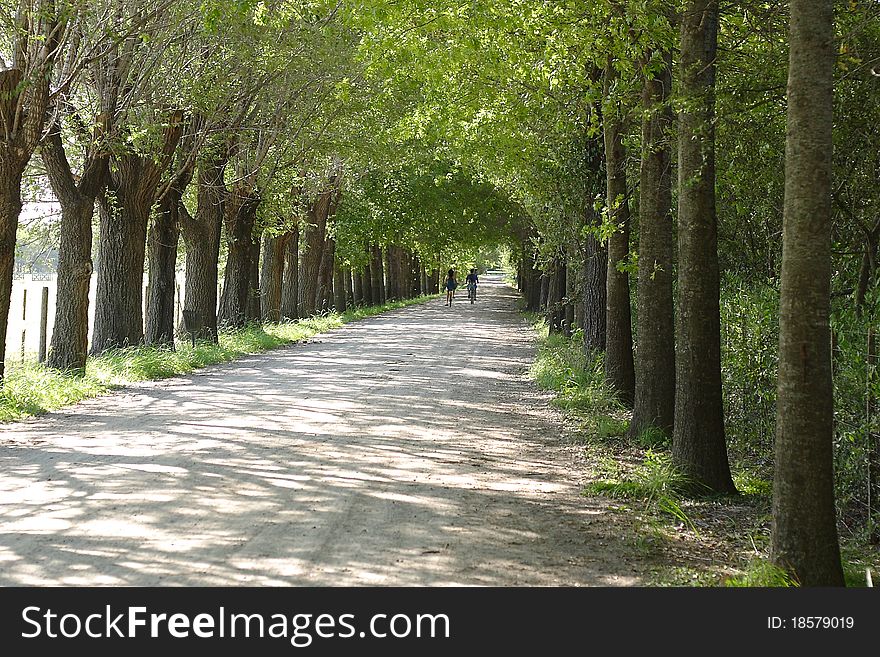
371,245,385,304
629,48,676,439
298,191,331,317
261,232,286,322
771,0,844,586
145,182,184,347
603,77,636,406
181,152,226,342
673,0,736,494
42,124,107,372
280,225,299,320
583,233,607,351
218,185,260,328
0,164,23,382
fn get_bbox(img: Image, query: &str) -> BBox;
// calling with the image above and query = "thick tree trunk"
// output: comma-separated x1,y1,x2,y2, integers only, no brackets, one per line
431,268,440,294
629,50,676,439
603,86,636,406
280,225,299,320
0,164,24,383
315,237,336,312
92,184,150,352
145,184,184,347
42,126,106,372
181,153,226,343
218,188,260,328
261,232,286,322
771,0,844,586
92,113,183,354
298,192,331,317
673,1,736,494
583,234,607,351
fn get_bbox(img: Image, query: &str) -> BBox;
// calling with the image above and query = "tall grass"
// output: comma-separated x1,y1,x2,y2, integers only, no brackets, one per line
0,295,437,423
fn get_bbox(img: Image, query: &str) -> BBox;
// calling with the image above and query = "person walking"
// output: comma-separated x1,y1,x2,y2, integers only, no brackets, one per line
444,269,458,306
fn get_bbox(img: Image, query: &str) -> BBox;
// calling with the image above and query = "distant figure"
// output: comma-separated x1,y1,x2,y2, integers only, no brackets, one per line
465,268,479,303
444,269,458,306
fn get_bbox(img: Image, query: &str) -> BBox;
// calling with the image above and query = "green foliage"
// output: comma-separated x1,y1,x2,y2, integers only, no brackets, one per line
585,450,694,528
634,426,669,449
725,559,799,588
0,296,436,423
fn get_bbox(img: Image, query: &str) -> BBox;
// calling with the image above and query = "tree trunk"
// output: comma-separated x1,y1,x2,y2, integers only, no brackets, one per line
92,182,150,352
564,259,576,337
92,113,184,354
42,125,107,372
280,225,299,320
363,260,374,305
431,267,440,294
315,237,336,312
353,268,364,305
181,153,226,343
539,272,550,310
261,232,286,323
145,183,184,347
298,191,331,317
603,79,636,406
672,1,736,494
384,246,395,301
218,187,259,328
371,245,385,304
343,266,353,308
0,163,24,383
333,261,347,312
629,49,676,440
583,233,607,351
546,259,566,334
771,0,844,586
247,238,261,322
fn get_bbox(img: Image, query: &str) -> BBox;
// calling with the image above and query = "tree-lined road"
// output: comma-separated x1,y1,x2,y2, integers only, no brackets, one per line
0,275,642,585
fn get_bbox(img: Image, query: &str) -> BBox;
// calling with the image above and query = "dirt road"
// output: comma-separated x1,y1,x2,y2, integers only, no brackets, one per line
0,274,644,585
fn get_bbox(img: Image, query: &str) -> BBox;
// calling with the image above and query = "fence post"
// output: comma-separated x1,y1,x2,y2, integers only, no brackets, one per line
20,288,27,361
38,286,49,363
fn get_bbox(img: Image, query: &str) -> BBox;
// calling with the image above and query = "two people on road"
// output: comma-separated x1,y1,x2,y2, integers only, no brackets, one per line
444,268,479,307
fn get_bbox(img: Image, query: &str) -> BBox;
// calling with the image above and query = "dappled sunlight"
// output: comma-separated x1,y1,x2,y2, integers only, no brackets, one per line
0,275,641,586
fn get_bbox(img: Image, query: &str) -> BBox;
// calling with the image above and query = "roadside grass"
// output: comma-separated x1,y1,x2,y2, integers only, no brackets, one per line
0,295,437,423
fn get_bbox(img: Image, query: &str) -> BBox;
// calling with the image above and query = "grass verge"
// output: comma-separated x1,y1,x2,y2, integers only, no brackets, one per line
0,295,437,423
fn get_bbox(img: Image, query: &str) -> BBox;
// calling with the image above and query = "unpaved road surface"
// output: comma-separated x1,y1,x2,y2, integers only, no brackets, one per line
0,275,645,585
